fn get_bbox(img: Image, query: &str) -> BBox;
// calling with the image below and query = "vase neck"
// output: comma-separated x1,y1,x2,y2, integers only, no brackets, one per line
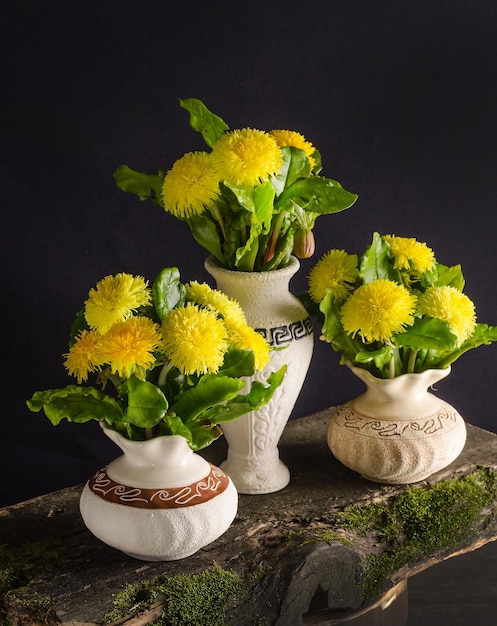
204,256,300,306
102,427,210,488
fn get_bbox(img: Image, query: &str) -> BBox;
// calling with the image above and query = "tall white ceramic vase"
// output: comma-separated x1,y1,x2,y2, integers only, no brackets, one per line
328,364,467,484
79,425,238,560
205,256,314,494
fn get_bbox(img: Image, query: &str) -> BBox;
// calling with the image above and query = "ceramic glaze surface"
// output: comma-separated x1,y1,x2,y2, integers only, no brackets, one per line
79,429,238,560
328,365,467,484
205,256,313,494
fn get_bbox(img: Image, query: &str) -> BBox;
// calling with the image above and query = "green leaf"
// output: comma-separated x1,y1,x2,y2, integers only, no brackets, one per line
187,214,224,263
270,147,312,196
152,267,186,319
26,386,123,426
434,263,465,290
219,347,257,377
220,181,276,270
188,422,223,451
319,290,363,358
276,176,358,215
162,413,194,443
200,365,287,425
114,165,165,206
354,345,394,374
360,232,401,283
179,98,229,148
393,317,458,351
435,323,497,369
120,376,169,428
170,375,246,424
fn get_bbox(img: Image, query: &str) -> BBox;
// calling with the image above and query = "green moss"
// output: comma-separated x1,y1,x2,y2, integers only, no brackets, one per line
300,528,354,548
0,540,64,624
339,468,497,602
102,564,261,626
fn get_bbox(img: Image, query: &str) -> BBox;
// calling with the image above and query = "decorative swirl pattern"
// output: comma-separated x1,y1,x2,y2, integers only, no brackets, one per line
255,317,313,346
334,404,460,439
88,464,230,509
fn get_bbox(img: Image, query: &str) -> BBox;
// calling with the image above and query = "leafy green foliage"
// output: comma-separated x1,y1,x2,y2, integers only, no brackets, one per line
113,165,165,206
180,97,230,148
26,386,123,425
114,98,358,271
314,232,497,377
26,267,285,449
152,266,186,319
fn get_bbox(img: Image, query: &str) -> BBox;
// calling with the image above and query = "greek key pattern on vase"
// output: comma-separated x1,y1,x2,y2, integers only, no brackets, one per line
255,317,313,347
335,403,460,439
88,464,229,509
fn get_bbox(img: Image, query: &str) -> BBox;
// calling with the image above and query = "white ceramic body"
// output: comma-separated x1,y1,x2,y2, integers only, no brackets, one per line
79,426,238,561
328,364,467,484
205,256,314,494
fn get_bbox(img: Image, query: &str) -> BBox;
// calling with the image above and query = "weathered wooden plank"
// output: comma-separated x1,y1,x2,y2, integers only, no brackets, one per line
1,410,497,625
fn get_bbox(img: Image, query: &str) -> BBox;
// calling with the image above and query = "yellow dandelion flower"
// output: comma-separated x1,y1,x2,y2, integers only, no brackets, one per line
64,329,102,383
84,273,151,334
211,128,283,187
97,316,163,379
270,129,316,168
161,303,228,375
185,281,247,325
341,279,417,343
308,249,359,303
162,151,221,219
417,286,476,345
384,235,435,274
226,321,271,370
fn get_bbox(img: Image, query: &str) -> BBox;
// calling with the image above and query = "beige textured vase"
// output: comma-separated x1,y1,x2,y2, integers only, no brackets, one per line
328,364,467,484
205,256,314,494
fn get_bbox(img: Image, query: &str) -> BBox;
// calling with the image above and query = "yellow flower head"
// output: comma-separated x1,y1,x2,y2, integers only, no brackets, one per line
84,273,151,334
97,316,163,379
418,286,476,345
211,128,283,187
162,151,221,219
162,303,228,375
64,329,102,383
270,129,316,168
341,279,417,343
226,321,271,370
185,281,247,325
308,249,359,303
383,235,435,275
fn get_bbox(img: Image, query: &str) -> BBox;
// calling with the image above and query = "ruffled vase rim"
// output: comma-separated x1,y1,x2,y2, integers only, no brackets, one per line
345,361,452,385
204,255,300,276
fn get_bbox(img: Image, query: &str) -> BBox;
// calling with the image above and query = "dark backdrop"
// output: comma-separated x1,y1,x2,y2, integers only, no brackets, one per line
3,1,497,507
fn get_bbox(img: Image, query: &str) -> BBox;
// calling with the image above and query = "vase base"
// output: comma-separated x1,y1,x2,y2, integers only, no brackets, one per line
360,472,434,485
123,549,198,562
221,458,290,495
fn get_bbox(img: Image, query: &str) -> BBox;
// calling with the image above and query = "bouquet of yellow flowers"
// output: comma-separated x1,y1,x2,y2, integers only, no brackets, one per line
114,98,358,272
27,268,285,449
306,232,497,378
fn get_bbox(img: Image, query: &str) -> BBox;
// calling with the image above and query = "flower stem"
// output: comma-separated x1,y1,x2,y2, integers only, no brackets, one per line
158,361,173,386
263,211,287,265
407,348,418,373
388,356,396,379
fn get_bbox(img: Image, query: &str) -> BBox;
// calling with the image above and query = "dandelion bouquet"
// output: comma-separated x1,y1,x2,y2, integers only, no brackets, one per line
306,232,497,378
27,268,285,450
114,98,358,272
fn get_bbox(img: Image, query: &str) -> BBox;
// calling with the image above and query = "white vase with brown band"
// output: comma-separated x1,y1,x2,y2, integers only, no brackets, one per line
79,425,237,561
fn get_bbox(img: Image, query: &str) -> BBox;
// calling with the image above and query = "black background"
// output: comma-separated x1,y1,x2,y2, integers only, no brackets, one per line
3,1,497,507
